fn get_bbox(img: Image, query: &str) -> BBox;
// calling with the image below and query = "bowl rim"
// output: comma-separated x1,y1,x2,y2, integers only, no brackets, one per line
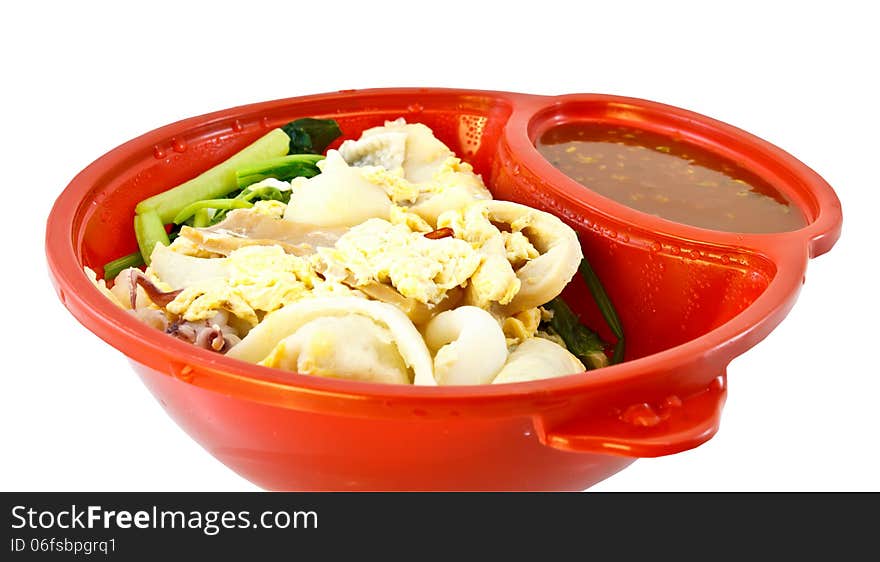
44,87,839,411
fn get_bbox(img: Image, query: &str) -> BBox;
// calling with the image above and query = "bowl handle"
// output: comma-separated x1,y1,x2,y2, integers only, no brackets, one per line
534,375,726,458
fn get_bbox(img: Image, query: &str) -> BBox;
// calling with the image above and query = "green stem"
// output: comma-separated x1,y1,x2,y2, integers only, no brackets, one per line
134,209,170,266
192,208,211,228
612,339,626,365
579,257,624,341
103,251,144,280
172,199,253,225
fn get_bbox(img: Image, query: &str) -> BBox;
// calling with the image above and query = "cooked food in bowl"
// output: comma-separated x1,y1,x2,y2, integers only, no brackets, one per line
89,117,623,386
537,122,806,233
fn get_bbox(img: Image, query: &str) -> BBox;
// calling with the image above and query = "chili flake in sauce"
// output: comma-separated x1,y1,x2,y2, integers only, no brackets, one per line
537,123,805,233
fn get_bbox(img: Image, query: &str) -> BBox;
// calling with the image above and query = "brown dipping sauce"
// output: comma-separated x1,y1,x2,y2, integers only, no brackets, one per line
537,123,805,233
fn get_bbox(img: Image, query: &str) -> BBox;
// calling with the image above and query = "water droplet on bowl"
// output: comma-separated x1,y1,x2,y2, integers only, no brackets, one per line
174,364,195,383
407,103,424,113
650,241,662,253
152,145,166,159
171,138,187,153
621,403,662,427
232,119,244,132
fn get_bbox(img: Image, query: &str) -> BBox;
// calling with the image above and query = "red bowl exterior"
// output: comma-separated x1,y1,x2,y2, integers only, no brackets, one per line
134,361,634,491
45,88,842,490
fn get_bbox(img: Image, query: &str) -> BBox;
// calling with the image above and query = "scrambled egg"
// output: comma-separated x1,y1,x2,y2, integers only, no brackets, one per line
389,204,432,233
467,236,520,307
437,203,498,247
407,158,492,226
436,203,538,307
501,307,542,347
419,157,487,197
166,245,342,327
314,218,481,305
354,154,490,226
503,231,540,266
437,202,540,257
250,199,287,218
359,165,421,204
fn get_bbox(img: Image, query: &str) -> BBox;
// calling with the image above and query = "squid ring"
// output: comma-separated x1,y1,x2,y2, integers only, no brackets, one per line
423,306,508,385
475,200,583,315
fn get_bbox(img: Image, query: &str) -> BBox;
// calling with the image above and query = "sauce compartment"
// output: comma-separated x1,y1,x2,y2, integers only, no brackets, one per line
536,122,805,233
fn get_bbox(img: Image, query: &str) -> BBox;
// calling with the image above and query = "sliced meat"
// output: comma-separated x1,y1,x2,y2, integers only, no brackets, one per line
342,276,463,325
178,209,347,256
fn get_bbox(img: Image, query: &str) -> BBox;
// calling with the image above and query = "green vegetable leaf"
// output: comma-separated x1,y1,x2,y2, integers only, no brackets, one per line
577,252,625,364
281,118,342,154
207,185,292,226
579,256,624,341
240,185,289,203
544,297,609,370
235,154,324,188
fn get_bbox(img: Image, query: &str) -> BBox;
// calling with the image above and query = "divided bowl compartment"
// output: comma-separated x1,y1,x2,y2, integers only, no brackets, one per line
46,88,841,490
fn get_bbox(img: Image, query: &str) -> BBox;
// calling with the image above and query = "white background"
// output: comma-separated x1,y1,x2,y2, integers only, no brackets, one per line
1,1,877,492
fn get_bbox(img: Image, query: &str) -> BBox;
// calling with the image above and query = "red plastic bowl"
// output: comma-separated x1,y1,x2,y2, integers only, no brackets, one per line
45,88,842,491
